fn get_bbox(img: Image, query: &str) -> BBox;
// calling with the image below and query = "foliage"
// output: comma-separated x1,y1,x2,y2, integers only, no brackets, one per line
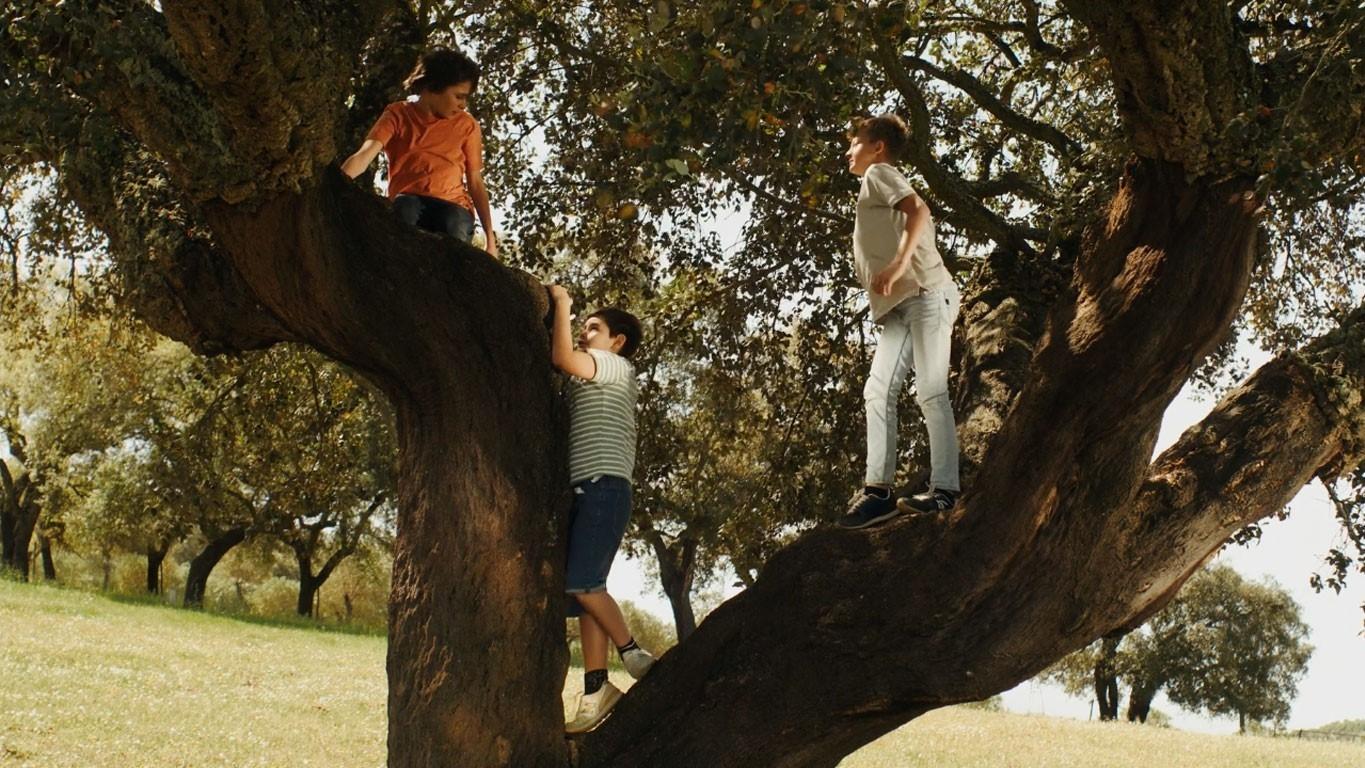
1048,565,1314,731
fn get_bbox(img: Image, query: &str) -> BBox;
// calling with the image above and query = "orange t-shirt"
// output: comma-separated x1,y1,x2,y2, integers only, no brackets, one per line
366,101,481,211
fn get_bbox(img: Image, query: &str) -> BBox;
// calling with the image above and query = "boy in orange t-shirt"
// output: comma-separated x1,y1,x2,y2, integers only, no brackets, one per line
341,48,497,256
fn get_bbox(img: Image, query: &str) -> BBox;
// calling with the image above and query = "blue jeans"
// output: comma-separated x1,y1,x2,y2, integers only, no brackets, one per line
564,476,632,617
864,283,962,491
392,194,475,242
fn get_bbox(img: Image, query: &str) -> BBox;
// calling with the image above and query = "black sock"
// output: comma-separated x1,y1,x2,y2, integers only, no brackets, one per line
617,638,640,656
584,668,608,695
864,485,891,499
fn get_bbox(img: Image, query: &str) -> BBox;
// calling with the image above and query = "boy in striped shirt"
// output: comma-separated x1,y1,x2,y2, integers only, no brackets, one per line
548,285,656,734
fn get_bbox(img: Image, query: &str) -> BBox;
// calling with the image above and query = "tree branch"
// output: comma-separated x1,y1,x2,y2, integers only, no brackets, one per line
901,55,1080,158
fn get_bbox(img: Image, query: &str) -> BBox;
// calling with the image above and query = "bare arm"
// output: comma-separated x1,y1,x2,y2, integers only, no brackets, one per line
549,285,596,379
871,194,931,296
465,129,497,257
341,139,384,179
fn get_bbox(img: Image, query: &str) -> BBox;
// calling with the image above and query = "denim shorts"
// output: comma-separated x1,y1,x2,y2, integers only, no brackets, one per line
564,475,631,617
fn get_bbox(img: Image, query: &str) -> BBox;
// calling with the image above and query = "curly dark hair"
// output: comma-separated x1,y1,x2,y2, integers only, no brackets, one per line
405,48,480,94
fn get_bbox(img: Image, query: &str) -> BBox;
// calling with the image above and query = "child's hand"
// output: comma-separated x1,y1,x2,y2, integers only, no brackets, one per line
872,264,906,296
484,229,499,258
549,284,572,307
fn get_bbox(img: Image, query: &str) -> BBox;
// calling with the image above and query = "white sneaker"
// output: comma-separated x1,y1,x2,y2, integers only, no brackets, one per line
565,682,623,734
621,647,656,680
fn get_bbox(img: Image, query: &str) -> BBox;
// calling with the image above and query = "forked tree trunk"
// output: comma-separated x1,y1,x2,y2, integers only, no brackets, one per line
183,527,246,608
1094,634,1124,721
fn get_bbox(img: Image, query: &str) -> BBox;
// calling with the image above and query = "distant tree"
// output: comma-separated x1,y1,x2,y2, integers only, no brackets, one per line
1049,565,1313,732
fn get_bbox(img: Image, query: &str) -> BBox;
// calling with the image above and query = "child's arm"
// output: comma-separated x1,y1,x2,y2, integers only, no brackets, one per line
871,193,931,296
549,285,597,379
464,128,498,257
340,139,384,179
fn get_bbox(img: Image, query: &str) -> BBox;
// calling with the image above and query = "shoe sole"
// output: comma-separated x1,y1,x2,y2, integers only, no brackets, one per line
838,507,901,529
896,499,952,515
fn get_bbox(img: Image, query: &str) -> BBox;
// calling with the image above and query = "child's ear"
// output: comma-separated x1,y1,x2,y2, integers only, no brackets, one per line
611,334,626,354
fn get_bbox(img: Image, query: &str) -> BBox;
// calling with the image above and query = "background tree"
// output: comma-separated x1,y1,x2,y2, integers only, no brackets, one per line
2,1,1363,766
1049,565,1313,732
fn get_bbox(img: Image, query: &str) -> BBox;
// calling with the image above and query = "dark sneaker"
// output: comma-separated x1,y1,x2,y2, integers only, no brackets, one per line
898,487,959,515
838,487,899,529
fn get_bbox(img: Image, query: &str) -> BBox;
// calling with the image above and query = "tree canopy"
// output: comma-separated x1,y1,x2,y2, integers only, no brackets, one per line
1,1,1363,766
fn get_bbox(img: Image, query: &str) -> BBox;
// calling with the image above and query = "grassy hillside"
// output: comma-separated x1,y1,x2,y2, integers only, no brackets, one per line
2,581,1360,767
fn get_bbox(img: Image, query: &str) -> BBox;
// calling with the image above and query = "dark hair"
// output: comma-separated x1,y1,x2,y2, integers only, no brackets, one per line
406,48,481,94
588,308,643,359
854,114,911,160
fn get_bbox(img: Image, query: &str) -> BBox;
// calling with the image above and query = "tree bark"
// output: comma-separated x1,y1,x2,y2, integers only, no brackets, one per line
38,534,56,580
183,527,246,608
647,528,700,641
146,542,170,594
1126,681,1156,724
0,463,39,580
295,550,319,618
1094,633,1124,721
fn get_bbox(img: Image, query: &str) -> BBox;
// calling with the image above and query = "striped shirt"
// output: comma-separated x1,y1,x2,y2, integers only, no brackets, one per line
568,349,638,485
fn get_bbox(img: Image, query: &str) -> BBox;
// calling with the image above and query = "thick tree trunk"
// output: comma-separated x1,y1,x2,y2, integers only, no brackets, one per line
1094,634,1124,721
183,527,246,608
197,176,573,767
0,466,38,581
295,550,319,618
647,529,699,641
146,542,169,594
38,535,56,580
1126,681,1156,723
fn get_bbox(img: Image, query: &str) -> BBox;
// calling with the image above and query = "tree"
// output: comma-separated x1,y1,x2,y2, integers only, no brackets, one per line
1049,565,1313,732
2,2,1363,766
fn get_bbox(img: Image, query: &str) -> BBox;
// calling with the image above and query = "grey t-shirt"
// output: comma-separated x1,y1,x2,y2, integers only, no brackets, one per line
567,348,638,485
853,162,952,321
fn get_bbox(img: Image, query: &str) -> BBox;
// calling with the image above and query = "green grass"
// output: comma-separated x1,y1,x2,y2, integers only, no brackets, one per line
2,580,1362,767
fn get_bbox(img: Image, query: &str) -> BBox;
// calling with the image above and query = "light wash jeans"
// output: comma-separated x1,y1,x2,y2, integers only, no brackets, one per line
864,283,961,491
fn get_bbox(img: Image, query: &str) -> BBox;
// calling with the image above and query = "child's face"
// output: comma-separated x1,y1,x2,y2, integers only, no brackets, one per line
425,81,474,117
845,133,885,176
577,316,625,355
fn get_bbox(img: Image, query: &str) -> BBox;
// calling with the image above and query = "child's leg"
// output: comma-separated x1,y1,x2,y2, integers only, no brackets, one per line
392,194,423,228
863,303,917,486
574,591,632,648
907,286,961,491
579,612,611,671
433,203,475,243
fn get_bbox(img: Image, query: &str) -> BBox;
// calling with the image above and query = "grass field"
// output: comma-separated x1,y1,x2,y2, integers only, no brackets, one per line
2,580,1361,767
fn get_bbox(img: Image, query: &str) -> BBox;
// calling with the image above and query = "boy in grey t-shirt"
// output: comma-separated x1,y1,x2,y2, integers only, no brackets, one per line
548,284,656,734
838,114,963,529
